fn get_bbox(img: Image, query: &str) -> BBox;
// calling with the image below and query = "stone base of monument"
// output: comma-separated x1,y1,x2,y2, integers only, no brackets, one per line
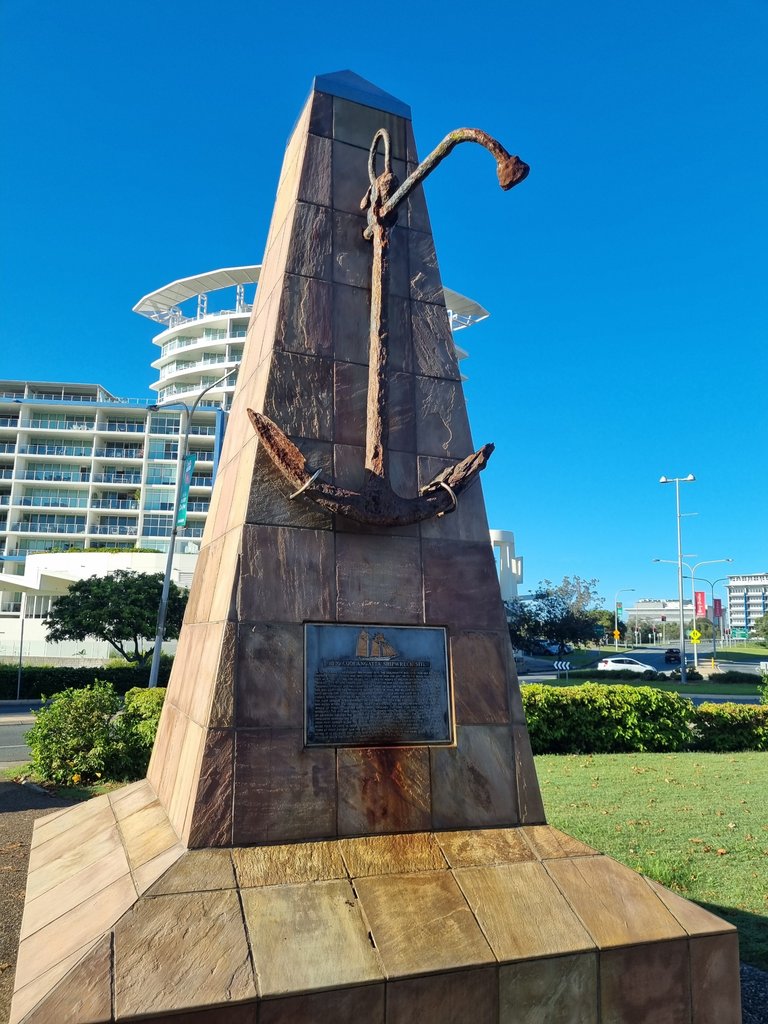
12,778,740,1023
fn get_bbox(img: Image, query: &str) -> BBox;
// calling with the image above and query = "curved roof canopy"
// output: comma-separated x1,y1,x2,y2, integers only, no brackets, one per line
134,266,489,330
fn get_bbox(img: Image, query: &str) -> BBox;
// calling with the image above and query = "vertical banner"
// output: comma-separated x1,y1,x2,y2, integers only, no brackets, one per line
176,453,196,527
713,598,722,622
695,590,707,618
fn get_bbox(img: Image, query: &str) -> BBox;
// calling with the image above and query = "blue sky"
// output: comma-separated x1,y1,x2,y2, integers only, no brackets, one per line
1,0,765,609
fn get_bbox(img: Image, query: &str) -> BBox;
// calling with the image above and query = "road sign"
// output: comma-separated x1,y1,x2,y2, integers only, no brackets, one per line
690,629,702,641
690,637,701,645
612,629,620,639
731,627,749,639
616,603,623,614
554,661,571,672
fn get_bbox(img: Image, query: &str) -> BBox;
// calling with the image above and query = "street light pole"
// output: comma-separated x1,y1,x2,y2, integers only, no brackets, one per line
658,474,695,685
147,368,237,689
684,570,733,665
614,588,635,650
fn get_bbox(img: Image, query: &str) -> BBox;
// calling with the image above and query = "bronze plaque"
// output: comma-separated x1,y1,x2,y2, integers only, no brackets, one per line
305,623,452,747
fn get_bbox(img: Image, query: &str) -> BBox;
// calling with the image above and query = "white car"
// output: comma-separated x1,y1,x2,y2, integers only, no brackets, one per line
596,656,658,675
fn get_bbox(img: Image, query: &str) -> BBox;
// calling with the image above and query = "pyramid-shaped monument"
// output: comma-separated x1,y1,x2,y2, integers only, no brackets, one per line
12,73,740,1023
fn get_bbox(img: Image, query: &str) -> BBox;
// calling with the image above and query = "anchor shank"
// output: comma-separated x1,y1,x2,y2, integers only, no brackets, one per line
365,218,390,479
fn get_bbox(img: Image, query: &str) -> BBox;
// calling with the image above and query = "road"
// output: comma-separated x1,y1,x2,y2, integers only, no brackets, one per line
0,707,37,769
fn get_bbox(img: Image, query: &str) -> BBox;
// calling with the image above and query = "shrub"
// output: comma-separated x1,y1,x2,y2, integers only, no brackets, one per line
0,661,172,700
25,682,167,785
692,702,768,752
714,670,763,685
521,683,693,755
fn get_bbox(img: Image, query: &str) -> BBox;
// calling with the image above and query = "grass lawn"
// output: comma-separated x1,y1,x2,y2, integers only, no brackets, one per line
536,751,768,970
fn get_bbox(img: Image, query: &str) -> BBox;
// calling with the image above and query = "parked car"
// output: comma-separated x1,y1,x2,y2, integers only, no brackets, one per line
596,656,658,676
664,648,681,664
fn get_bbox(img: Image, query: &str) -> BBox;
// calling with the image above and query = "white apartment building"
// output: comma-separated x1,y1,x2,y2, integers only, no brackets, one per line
725,574,768,632
0,266,501,659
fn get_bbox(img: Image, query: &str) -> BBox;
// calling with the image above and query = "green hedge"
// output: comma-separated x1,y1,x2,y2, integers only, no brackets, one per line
692,702,768,752
522,683,692,754
522,684,768,754
0,662,171,700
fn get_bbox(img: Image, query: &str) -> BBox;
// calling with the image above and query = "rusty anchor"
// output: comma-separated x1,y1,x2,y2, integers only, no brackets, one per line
248,126,529,527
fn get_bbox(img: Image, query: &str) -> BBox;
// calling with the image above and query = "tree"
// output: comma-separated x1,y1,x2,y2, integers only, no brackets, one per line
752,613,768,644
45,570,188,665
506,576,604,654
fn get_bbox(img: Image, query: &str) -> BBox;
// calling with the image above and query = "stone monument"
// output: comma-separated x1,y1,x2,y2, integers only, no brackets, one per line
12,71,740,1023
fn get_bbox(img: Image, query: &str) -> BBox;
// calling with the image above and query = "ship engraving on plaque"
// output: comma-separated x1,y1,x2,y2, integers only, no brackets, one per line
305,623,452,748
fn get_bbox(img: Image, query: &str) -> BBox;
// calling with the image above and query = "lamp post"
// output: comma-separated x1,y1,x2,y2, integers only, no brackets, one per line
658,474,695,684
683,571,733,664
614,588,635,651
147,369,237,688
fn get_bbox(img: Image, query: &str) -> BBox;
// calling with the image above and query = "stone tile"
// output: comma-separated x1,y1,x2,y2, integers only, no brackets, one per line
411,299,460,380
436,828,535,869
499,952,599,1024
544,855,687,947
406,179,432,234
298,133,332,207
22,842,130,939
236,622,304,728
31,792,113,850
187,620,226,726
409,230,444,304
239,525,334,624
309,91,333,137
644,877,738,936
275,273,333,358
337,747,432,836
10,939,100,1024
232,729,337,844
332,446,418,537
520,825,595,860
134,841,186,895
147,849,236,896
233,840,346,888
247,437,333,531
185,728,234,848
148,701,187,808
513,728,547,824
422,539,507,632
284,201,332,281
115,890,256,1018
405,122,420,168
450,631,510,725
15,872,137,990
333,210,373,290
208,525,242,623
210,621,236,728
600,939,691,1024
690,932,742,1024
16,933,112,1024
27,823,123,906
119,798,180,874
332,139,407,222
453,861,595,962
28,798,115,874
260,984,385,1024
354,870,494,977
263,350,333,442
333,98,407,161
415,376,473,459
226,437,260,535
418,457,491,543
135,1006,257,1024
335,532,422,624
334,361,415,452
333,284,412,373
339,832,446,877
386,966,498,1024
430,725,518,829
242,879,384,995
167,718,205,840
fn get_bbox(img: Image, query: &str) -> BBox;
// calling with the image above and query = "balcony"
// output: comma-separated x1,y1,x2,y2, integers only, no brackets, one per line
0,418,19,428
190,476,213,488
90,498,140,510
12,522,86,534
16,470,90,482
0,469,13,480
187,501,210,513
0,442,15,454
90,472,142,484
92,447,144,459
0,496,10,506
188,449,213,461
179,526,204,538
21,419,94,431
17,444,93,457
91,524,138,536
18,496,88,509
104,422,146,433
188,425,216,436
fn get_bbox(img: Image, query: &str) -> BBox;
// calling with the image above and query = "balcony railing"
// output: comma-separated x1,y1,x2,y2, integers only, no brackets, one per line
188,450,213,461
179,526,204,537
12,522,86,534
90,473,142,484
144,502,175,512
187,501,210,512
0,443,15,454
104,422,146,433
190,476,213,487
0,469,13,480
90,499,140,510
188,425,216,436
0,496,10,506
18,496,88,508
21,419,94,431
91,524,138,536
16,470,90,482
17,444,92,457
0,418,20,428
92,448,144,459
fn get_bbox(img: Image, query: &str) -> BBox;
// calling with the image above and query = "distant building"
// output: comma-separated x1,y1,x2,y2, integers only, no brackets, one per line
625,598,697,626
725,574,768,633
490,530,523,601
